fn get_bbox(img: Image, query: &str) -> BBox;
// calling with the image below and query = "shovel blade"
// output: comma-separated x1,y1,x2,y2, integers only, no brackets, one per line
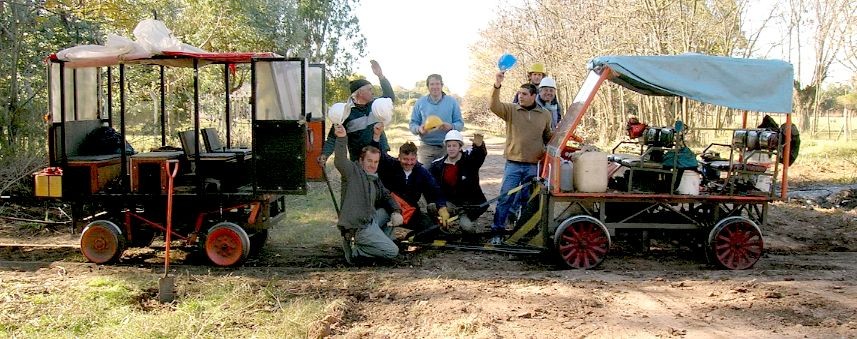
158,276,175,303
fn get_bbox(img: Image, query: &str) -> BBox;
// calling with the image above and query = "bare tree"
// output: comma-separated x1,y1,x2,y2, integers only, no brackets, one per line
466,0,755,144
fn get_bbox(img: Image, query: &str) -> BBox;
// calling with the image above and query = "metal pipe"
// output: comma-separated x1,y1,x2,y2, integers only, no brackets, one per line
224,63,231,148
72,69,78,120
250,60,257,194
193,59,201,192
119,64,128,191
160,65,166,146
59,62,67,167
106,66,113,125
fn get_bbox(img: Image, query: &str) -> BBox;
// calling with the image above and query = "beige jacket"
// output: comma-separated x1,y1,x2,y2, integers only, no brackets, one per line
490,86,553,163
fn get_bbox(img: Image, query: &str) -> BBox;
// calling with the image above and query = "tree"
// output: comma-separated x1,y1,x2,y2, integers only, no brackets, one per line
465,0,752,143
783,0,857,131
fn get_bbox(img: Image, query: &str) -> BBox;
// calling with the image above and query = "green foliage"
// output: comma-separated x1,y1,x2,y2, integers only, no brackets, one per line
1,0,367,156
0,1,103,154
820,83,857,111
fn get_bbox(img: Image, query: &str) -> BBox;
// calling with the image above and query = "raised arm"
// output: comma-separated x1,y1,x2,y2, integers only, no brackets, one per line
371,60,395,102
490,72,513,121
332,125,352,176
468,133,487,168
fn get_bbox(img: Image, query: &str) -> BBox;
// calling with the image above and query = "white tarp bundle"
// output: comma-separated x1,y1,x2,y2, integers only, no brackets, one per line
56,19,207,66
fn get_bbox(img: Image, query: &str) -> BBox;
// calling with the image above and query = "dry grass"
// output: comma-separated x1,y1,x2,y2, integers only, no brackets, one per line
0,272,341,338
786,139,857,187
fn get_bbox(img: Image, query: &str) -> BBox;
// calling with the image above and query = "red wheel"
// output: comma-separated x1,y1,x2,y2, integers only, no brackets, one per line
708,217,764,270
554,216,611,269
80,220,125,264
203,222,250,267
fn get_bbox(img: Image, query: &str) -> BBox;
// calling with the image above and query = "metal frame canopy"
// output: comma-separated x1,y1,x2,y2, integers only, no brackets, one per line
589,54,794,113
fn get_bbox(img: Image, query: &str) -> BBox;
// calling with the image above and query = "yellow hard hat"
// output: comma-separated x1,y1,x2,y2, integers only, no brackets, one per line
423,115,443,131
529,63,546,74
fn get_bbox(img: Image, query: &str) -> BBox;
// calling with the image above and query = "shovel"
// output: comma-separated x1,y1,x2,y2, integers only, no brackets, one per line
158,160,179,303
321,161,340,214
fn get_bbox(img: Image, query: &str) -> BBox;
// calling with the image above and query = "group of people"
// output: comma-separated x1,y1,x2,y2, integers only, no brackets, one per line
320,60,561,262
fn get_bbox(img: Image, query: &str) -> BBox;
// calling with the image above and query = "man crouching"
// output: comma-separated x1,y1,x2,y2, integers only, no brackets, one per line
333,124,403,263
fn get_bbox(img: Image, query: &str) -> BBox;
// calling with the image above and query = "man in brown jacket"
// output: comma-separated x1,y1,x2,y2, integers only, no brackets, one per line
489,71,553,245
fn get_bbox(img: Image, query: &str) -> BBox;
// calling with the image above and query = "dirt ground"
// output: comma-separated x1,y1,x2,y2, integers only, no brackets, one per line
1,136,857,338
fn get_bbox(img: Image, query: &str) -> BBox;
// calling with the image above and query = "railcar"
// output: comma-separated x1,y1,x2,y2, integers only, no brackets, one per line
36,49,329,266
414,55,795,270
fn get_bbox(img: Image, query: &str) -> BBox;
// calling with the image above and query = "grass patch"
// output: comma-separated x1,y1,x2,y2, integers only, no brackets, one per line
0,273,339,338
787,139,857,186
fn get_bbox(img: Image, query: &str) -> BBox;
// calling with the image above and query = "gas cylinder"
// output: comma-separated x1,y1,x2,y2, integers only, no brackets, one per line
560,160,573,192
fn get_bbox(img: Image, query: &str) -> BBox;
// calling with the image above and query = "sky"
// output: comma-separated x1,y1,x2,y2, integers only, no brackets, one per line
352,0,506,95
350,0,853,96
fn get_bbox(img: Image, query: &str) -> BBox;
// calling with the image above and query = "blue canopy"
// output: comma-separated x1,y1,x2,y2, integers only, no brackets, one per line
589,54,794,113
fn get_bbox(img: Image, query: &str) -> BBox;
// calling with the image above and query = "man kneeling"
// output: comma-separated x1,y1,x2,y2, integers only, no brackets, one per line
333,124,402,262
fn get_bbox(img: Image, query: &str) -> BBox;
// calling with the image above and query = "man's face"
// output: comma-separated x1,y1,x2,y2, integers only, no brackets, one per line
529,72,545,85
354,85,374,102
517,88,536,106
398,152,417,172
446,140,462,158
428,78,443,97
361,152,380,174
539,87,556,102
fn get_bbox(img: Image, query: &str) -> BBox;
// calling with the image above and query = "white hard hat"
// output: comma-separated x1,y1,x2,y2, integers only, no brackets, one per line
371,97,393,125
539,76,557,89
444,130,463,143
327,102,346,125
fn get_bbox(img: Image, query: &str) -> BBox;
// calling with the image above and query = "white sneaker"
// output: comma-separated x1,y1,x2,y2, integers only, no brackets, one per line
489,235,504,246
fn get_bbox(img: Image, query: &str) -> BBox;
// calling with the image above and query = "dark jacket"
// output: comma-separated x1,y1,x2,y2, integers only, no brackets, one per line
428,143,488,219
322,77,395,161
536,95,562,129
374,146,446,209
334,135,400,230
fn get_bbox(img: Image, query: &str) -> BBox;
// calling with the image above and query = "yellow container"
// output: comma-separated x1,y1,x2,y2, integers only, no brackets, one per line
35,172,62,197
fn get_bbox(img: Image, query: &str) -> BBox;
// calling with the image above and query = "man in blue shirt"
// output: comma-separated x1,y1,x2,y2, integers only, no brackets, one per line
409,74,464,165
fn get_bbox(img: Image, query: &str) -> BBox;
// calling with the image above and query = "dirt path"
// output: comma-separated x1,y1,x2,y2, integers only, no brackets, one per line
1,135,856,337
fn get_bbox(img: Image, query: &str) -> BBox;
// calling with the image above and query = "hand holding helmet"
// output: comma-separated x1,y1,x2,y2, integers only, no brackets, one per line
327,102,347,125
423,115,443,132
371,97,393,126
372,122,384,141
497,53,517,72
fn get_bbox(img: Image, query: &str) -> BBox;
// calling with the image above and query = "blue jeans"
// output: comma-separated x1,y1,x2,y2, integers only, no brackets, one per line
492,161,538,232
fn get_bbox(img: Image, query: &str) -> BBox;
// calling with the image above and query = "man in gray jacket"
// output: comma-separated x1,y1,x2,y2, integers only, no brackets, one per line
333,124,403,262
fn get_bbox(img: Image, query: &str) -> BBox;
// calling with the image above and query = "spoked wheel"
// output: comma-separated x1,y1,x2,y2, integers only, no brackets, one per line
708,216,764,270
203,222,251,267
80,220,126,264
554,216,611,269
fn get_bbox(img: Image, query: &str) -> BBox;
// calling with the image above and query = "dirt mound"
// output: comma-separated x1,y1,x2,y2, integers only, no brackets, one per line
824,189,857,210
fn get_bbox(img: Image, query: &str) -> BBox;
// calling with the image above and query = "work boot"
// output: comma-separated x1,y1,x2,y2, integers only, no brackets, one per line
340,228,355,265
341,236,353,265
